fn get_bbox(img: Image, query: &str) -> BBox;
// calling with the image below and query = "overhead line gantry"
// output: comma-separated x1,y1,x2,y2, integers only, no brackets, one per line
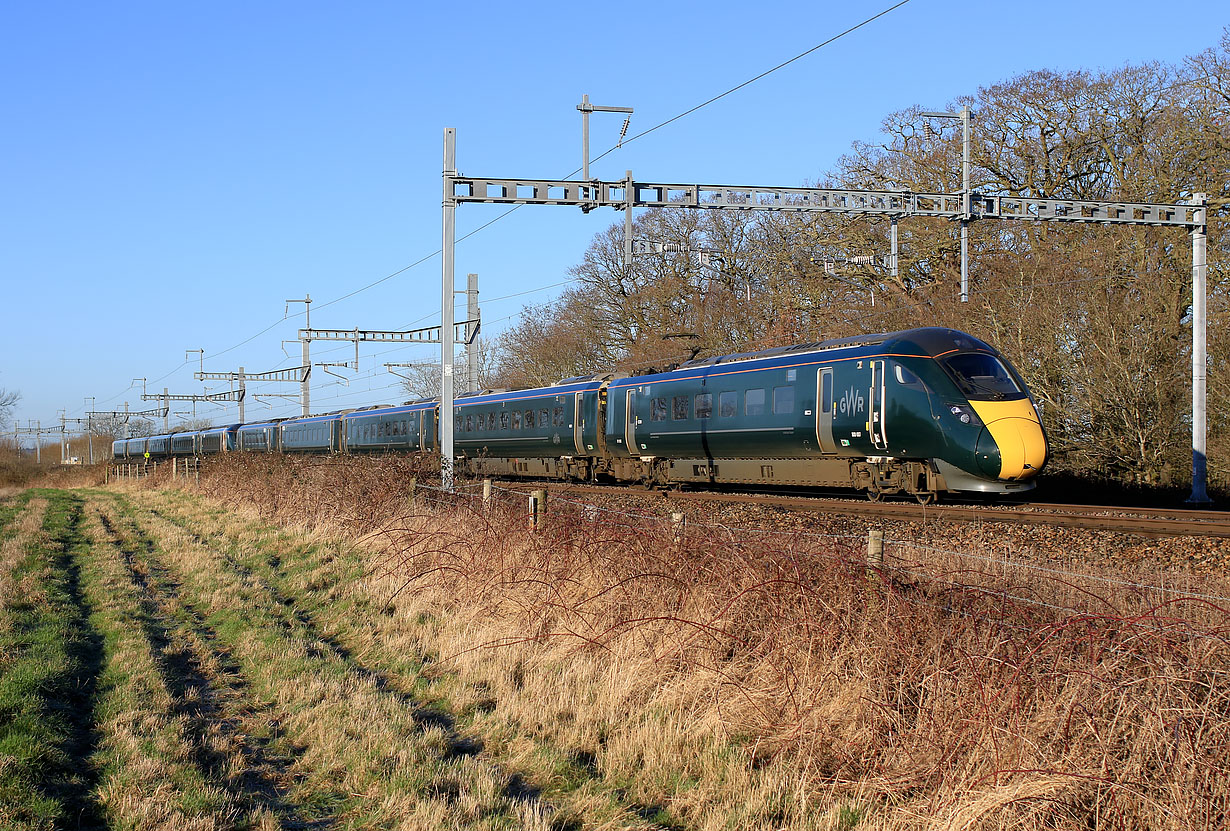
441,126,1210,501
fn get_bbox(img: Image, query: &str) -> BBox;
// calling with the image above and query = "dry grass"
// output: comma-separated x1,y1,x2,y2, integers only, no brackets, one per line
0,496,48,595
108,454,1230,830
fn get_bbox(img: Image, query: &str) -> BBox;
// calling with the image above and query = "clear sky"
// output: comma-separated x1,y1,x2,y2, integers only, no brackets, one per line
2,0,1225,434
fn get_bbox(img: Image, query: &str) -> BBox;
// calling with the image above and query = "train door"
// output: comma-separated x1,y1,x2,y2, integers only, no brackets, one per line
573,392,584,455
624,389,638,453
420,409,436,451
405,412,418,452
870,360,888,450
816,368,838,453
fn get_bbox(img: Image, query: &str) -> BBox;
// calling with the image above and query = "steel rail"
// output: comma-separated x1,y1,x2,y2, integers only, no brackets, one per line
511,483,1230,539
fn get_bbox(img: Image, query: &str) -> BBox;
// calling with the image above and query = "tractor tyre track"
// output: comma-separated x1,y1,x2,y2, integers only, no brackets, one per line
89,497,327,829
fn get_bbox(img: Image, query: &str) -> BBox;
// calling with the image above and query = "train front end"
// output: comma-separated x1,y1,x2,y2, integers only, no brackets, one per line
921,334,1047,493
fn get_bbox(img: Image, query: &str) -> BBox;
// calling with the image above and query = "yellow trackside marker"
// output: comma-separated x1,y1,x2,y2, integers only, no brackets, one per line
968,399,1047,480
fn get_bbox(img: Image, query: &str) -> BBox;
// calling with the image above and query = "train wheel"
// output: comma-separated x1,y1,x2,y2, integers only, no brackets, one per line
865,488,882,503
915,491,936,505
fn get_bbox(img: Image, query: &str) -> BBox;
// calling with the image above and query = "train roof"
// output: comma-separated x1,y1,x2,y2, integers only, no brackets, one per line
619,328,999,384
342,400,438,419
449,378,606,408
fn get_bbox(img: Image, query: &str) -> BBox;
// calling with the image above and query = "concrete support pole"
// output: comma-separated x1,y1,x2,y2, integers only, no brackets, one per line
1188,196,1210,504
441,128,457,492
890,217,899,279
581,93,590,184
163,388,169,432
624,170,635,266
301,339,311,416
960,105,971,304
35,421,40,464
238,366,246,424
466,272,480,393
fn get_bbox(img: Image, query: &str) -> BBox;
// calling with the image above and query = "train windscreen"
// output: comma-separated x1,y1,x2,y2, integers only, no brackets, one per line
943,354,1024,400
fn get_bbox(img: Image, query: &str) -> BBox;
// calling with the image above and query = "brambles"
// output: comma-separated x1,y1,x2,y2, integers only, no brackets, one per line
183,455,1230,829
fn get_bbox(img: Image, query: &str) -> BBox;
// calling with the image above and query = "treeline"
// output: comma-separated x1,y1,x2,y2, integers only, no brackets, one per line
490,32,1230,488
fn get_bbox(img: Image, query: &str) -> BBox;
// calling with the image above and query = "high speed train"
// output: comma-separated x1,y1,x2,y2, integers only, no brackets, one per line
114,327,1047,502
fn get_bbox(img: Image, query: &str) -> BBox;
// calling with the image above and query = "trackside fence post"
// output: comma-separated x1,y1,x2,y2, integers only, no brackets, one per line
482,478,492,512
409,477,417,511
867,529,884,572
671,512,686,545
529,489,547,531
534,489,547,529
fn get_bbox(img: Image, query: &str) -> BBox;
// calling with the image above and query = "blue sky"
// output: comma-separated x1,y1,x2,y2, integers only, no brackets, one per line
2,1,1224,433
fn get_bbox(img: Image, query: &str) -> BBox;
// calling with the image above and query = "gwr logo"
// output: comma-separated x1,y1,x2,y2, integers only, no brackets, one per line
839,386,866,416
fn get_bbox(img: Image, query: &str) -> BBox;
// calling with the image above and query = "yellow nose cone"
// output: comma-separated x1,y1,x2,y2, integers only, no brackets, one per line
969,399,1047,480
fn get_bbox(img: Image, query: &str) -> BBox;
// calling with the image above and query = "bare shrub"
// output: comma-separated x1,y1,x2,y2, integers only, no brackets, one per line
189,456,1229,829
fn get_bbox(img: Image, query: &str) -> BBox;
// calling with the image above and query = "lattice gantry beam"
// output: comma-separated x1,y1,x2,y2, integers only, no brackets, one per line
88,407,169,420
142,389,244,403
299,321,480,346
450,176,1205,228
195,366,309,384
973,195,1204,227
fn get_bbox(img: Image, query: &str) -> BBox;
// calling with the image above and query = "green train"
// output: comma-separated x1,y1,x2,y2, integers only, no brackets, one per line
116,327,1047,502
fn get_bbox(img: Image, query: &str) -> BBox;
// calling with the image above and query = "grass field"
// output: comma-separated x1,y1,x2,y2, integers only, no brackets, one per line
1,469,1227,830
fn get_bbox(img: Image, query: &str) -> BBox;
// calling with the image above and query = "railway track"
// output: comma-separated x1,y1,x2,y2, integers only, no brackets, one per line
518,482,1230,539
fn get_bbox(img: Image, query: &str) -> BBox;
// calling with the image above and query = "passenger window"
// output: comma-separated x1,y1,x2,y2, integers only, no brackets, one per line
651,398,668,422
465,415,474,432
539,409,549,428
821,372,832,414
524,409,535,428
553,406,565,426
695,393,713,419
745,388,766,416
719,391,737,418
672,396,689,420
378,422,385,438
773,386,794,415
500,411,511,429
512,411,522,429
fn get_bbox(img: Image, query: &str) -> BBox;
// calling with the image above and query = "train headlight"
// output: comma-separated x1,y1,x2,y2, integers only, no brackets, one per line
948,404,981,426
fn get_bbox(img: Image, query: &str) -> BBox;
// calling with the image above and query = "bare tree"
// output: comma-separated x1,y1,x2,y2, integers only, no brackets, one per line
488,31,1230,486
0,388,19,428
397,337,501,400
